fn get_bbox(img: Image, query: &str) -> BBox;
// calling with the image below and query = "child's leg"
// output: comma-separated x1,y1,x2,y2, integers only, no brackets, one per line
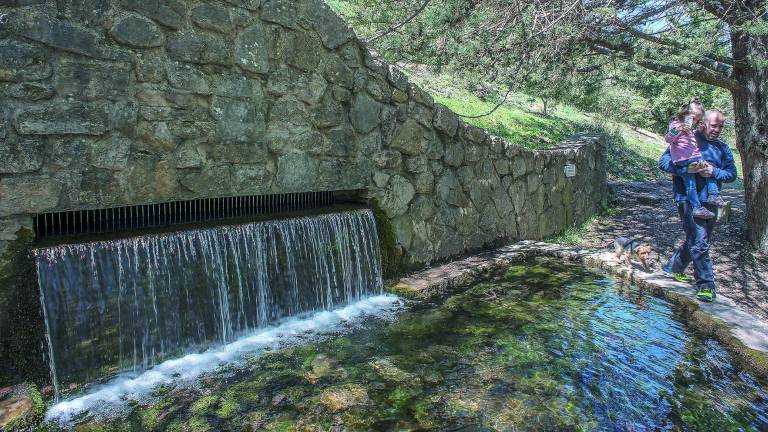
682,172,702,208
705,176,726,206
706,177,719,196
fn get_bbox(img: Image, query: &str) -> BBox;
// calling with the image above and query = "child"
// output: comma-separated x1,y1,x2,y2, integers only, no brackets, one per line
665,100,725,219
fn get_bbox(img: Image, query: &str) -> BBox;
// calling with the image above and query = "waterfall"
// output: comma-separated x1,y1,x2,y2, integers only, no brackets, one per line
34,209,383,397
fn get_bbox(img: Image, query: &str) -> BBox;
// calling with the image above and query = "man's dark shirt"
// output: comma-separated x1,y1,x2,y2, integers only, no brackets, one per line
658,130,738,202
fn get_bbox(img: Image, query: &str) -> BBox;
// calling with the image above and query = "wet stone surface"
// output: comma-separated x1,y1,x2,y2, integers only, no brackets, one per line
42,258,768,431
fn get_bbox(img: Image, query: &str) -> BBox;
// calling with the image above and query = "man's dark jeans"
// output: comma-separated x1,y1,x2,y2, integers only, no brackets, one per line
664,201,716,290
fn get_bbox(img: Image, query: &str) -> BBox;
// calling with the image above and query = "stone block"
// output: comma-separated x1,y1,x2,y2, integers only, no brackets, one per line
433,104,458,137
208,143,270,164
180,166,232,195
321,56,354,89
284,31,322,72
379,174,415,218
89,134,131,170
387,64,408,91
443,141,464,167
0,176,60,216
0,41,52,82
168,32,229,66
323,125,357,157
133,52,165,83
462,124,487,144
191,4,233,33
409,102,433,129
373,150,401,170
232,164,273,193
404,156,428,173
408,83,434,107
414,172,434,194
211,96,266,145
166,62,211,95
110,14,164,48
16,15,106,59
275,152,319,191
137,120,177,152
317,158,369,190
119,0,185,30
372,171,390,188
391,120,426,156
212,75,262,100
437,170,468,207
223,0,261,11
235,24,269,73
338,42,362,69
0,126,43,173
511,156,527,178
262,0,299,29
350,93,382,134
56,59,132,101
56,0,113,26
8,82,54,100
391,89,408,104
309,1,354,49
494,159,510,176
14,103,109,135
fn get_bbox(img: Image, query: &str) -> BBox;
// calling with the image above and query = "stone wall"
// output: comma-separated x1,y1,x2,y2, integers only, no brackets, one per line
0,0,606,383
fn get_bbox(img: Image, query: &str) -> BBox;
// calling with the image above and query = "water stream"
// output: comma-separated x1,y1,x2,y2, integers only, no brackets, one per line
43,258,768,431
34,209,383,398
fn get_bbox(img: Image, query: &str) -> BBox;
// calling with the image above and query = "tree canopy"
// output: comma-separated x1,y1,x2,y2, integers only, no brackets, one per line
332,0,768,251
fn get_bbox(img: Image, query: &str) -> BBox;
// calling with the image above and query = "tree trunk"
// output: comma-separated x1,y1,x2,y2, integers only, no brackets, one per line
731,36,768,252
542,98,548,116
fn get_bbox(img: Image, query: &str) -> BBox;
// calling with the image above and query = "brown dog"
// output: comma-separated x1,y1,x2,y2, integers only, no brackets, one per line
613,237,653,271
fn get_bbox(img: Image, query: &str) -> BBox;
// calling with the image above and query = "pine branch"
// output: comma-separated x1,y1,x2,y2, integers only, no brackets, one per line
366,0,432,43
589,40,743,90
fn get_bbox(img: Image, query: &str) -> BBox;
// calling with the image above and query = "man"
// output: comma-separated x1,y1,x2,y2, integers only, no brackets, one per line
658,109,738,302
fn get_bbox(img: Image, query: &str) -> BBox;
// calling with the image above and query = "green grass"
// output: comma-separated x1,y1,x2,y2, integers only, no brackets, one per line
404,66,669,181
406,68,591,150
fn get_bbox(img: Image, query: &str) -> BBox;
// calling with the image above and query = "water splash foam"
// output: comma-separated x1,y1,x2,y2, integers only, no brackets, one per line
45,294,403,424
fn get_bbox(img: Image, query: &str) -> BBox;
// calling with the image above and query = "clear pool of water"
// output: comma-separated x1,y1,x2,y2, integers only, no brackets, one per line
44,258,768,431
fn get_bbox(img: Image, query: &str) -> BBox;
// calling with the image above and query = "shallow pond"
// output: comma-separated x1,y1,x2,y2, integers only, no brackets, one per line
43,258,768,431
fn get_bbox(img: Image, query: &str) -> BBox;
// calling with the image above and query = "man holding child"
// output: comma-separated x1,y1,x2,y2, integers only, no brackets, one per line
658,108,738,302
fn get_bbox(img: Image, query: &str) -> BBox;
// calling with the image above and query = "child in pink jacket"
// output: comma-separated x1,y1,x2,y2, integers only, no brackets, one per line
665,100,726,219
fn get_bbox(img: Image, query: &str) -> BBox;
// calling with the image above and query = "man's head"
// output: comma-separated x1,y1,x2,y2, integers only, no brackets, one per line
701,109,725,141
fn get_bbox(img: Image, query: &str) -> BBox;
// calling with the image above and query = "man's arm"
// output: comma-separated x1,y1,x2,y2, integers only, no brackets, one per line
710,143,737,183
658,147,688,176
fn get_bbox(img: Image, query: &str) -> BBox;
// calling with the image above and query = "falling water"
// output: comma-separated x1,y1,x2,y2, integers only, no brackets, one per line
34,209,383,397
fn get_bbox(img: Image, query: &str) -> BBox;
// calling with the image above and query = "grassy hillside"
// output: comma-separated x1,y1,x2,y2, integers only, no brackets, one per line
403,66,669,182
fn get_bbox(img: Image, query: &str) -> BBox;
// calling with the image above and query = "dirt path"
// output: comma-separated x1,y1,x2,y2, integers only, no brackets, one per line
578,179,768,321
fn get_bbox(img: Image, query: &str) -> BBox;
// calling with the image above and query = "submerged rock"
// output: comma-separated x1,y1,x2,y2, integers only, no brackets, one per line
318,384,369,412
368,358,417,384
304,354,348,383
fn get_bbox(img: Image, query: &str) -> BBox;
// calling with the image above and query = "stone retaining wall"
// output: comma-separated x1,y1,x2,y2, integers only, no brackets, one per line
0,0,607,383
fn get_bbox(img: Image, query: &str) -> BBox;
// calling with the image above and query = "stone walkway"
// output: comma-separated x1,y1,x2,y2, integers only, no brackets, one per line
389,240,768,378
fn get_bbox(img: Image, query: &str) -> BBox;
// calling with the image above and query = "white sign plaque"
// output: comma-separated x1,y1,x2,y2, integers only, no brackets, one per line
564,162,576,177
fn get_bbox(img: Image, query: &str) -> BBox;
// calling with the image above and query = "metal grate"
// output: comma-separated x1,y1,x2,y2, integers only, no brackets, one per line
33,191,337,240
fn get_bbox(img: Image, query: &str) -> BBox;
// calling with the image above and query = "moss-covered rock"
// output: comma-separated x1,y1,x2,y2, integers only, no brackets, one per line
318,384,369,412
1,383,45,432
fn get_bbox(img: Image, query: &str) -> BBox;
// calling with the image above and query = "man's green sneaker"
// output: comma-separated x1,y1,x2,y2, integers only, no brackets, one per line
672,273,693,283
696,286,716,302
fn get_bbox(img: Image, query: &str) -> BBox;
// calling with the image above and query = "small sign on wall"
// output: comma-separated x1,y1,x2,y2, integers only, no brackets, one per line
564,162,576,177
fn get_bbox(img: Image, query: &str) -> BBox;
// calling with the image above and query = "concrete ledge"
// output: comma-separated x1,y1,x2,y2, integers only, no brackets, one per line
387,240,768,380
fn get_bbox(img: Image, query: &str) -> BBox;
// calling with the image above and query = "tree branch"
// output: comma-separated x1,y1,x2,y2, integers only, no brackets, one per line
366,0,432,43
589,40,743,91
